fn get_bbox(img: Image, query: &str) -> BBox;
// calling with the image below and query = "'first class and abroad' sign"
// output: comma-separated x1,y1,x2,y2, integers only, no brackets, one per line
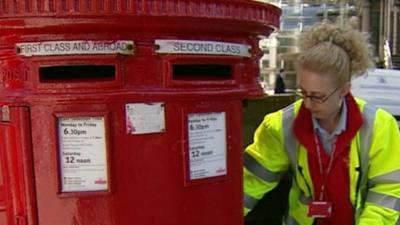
16,40,134,56
155,40,251,57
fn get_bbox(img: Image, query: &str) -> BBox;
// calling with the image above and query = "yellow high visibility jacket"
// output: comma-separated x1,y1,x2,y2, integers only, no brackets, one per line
244,98,400,225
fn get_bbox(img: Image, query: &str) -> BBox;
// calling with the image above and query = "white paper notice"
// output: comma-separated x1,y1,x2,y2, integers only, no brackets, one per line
126,103,165,134
188,112,227,180
58,117,108,192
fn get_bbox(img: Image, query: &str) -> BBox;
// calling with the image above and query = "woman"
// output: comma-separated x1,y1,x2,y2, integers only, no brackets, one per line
243,22,400,225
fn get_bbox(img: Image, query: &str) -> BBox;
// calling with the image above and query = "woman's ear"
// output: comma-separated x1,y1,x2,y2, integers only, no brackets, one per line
340,81,351,97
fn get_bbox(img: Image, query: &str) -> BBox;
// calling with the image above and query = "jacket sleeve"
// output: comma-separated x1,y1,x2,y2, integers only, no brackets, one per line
357,110,400,225
243,111,290,215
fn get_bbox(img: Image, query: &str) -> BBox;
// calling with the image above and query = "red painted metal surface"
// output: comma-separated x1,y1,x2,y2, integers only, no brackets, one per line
0,1,280,225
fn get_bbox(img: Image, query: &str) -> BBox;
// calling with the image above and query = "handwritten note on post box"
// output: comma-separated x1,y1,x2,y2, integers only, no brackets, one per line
125,103,166,135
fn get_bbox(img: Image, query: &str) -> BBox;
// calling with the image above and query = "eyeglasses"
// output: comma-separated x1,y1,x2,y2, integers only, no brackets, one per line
295,87,339,104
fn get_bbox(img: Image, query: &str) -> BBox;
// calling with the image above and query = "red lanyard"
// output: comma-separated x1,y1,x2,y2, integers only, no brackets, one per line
313,133,337,201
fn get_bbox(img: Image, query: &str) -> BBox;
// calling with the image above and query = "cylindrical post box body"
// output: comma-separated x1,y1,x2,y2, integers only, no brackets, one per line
0,1,280,225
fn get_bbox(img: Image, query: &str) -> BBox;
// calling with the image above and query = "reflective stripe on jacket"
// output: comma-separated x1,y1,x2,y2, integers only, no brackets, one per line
244,97,400,225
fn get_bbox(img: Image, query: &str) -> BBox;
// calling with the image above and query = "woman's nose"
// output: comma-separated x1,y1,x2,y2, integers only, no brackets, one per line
303,97,314,109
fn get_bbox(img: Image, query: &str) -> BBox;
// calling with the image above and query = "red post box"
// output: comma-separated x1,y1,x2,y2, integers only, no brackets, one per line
0,1,280,225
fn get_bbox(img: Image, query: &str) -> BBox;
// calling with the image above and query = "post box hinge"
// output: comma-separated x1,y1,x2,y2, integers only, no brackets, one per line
15,215,27,225
1,105,10,122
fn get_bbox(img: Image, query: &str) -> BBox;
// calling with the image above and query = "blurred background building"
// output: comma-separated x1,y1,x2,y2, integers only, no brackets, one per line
257,0,400,94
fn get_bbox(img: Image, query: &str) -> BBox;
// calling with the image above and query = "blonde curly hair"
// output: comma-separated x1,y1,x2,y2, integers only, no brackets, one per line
297,22,374,85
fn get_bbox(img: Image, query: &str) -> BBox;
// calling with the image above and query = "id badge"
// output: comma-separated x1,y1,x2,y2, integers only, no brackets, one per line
307,201,332,218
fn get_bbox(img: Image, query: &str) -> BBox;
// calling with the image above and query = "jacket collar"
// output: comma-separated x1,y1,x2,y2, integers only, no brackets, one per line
293,94,363,158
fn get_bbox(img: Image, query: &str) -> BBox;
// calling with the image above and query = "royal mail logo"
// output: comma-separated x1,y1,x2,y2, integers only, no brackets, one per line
94,178,107,184
216,167,226,174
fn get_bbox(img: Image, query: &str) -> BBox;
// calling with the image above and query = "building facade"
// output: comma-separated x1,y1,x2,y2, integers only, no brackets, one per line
361,0,400,68
259,0,399,93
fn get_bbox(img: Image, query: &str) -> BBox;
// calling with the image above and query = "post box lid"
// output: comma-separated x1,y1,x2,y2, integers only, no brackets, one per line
0,0,281,37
